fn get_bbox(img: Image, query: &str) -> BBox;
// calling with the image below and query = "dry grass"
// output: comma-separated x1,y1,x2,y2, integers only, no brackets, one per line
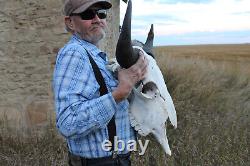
1,44,250,165
0,125,68,166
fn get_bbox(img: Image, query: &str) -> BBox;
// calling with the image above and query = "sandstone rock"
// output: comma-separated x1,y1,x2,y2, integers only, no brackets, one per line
0,0,120,135
25,100,49,126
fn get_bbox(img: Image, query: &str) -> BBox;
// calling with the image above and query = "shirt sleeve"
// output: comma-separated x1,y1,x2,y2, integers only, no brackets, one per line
53,49,117,139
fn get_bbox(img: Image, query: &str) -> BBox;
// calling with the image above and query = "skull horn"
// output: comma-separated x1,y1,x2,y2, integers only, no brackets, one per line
115,0,139,68
143,24,154,57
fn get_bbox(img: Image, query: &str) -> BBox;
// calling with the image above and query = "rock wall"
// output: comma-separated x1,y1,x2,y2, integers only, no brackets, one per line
0,0,120,133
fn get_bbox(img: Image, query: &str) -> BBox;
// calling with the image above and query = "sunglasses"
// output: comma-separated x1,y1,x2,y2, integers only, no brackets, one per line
70,9,107,20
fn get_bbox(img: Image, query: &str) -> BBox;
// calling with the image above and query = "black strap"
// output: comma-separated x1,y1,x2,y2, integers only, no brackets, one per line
86,50,116,152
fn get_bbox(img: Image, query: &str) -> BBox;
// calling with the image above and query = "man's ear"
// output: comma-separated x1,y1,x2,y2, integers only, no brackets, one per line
65,16,74,30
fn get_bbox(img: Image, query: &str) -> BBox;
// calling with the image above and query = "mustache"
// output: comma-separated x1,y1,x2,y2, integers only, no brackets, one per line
92,21,104,26
90,23,105,30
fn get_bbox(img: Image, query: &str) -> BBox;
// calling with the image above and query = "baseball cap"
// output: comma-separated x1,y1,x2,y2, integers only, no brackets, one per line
64,0,112,16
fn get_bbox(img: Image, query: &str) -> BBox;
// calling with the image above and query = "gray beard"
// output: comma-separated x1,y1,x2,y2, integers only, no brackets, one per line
77,30,106,46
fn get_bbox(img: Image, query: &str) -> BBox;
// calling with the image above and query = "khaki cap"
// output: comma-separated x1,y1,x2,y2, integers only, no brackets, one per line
64,0,112,16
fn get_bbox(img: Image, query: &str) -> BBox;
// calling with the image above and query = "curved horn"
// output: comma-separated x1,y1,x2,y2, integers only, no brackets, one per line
115,0,139,68
143,24,154,57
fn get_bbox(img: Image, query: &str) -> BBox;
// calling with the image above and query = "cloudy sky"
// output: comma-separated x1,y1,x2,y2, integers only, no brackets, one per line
120,0,250,46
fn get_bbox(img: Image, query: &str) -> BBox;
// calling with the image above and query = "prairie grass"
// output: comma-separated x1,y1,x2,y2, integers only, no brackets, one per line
0,125,68,166
1,44,249,166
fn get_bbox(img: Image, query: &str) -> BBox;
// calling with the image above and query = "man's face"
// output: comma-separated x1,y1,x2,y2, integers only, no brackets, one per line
70,6,107,45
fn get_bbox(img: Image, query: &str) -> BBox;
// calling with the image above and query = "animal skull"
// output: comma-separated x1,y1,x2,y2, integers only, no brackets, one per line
109,0,177,156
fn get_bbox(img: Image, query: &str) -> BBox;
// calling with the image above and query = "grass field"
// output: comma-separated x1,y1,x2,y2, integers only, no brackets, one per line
1,44,249,165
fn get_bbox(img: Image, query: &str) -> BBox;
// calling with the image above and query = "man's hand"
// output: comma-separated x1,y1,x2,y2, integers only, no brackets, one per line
112,51,148,102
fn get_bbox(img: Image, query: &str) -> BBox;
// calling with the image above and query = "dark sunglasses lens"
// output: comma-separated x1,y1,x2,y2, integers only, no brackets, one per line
97,10,107,19
80,10,96,20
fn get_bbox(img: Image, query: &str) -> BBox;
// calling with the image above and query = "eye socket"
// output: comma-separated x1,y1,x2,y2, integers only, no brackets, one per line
141,82,158,94
139,82,159,99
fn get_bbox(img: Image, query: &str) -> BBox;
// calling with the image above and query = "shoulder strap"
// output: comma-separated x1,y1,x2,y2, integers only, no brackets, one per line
85,50,117,152
88,54,108,96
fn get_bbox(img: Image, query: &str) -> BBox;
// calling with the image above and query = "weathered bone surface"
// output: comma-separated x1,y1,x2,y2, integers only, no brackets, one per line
129,46,177,156
107,46,177,155
108,0,177,156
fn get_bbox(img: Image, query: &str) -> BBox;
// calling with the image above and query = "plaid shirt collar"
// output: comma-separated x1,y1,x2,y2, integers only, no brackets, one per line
71,34,108,61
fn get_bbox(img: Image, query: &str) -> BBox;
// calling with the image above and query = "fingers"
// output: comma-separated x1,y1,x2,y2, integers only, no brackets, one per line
135,51,147,69
140,52,148,73
140,63,148,79
136,51,148,79
125,52,148,82
117,51,148,87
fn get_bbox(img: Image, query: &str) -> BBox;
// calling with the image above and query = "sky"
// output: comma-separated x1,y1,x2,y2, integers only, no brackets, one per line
120,0,250,46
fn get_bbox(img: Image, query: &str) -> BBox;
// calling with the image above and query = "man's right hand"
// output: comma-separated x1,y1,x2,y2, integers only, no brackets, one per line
112,51,148,102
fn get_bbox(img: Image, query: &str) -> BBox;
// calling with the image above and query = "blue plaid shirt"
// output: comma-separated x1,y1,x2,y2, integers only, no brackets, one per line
53,34,135,158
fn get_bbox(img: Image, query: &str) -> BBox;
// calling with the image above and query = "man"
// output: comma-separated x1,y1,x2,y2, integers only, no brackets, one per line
53,0,148,165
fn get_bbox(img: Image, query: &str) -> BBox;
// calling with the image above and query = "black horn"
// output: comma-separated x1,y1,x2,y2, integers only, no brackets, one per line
143,24,154,57
115,0,139,68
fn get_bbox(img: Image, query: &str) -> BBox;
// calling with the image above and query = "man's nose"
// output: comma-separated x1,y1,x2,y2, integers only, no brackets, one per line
92,14,101,22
